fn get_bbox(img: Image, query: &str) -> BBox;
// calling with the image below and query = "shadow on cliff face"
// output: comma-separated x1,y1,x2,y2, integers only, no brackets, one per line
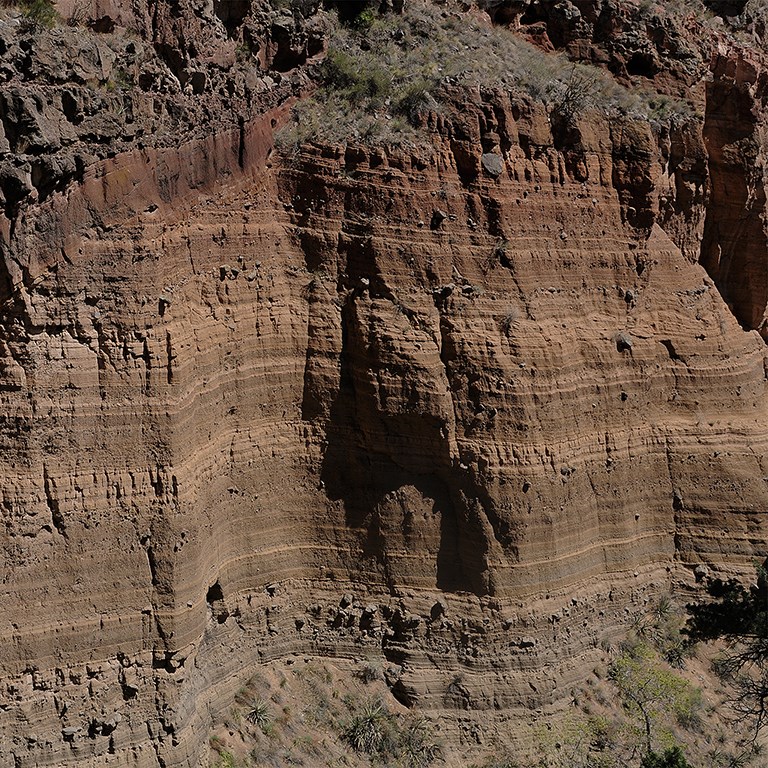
317,293,495,596
700,56,768,338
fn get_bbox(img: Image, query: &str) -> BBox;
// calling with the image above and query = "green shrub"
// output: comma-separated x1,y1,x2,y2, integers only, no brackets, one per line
609,642,702,755
550,64,600,123
354,6,376,31
355,662,383,683
499,311,517,336
321,48,360,90
398,717,441,767
215,751,237,768
632,597,695,669
394,79,436,126
18,0,57,28
321,47,391,105
641,746,693,768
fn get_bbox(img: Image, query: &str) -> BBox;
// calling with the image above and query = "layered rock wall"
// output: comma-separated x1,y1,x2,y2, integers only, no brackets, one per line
0,1,768,765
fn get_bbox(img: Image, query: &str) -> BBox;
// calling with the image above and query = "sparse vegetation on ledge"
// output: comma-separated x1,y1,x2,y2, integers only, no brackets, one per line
1,0,57,28
207,660,442,767
277,0,693,150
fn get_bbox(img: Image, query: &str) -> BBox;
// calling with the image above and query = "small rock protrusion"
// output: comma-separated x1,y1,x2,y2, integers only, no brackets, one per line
339,593,354,609
616,332,634,353
62,726,81,741
430,598,447,620
384,664,403,686
481,152,504,178
430,209,447,230
118,667,139,699
361,604,380,631
694,564,709,582
406,613,422,629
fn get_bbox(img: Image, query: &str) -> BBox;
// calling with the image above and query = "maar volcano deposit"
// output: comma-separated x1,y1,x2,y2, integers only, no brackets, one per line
0,0,768,765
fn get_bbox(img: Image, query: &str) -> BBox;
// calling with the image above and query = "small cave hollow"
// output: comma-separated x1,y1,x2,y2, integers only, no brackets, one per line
520,4,547,25
327,0,370,24
626,52,657,78
206,581,230,624
703,0,748,18
213,0,250,38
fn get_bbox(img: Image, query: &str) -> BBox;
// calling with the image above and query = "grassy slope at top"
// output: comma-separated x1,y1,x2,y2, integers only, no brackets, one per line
278,0,694,150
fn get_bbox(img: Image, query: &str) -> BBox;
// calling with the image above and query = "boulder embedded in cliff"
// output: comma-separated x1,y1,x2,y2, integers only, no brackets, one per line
615,332,634,352
481,152,504,177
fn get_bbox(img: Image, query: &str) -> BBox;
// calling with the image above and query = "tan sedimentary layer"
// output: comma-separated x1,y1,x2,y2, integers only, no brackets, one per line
0,84,767,766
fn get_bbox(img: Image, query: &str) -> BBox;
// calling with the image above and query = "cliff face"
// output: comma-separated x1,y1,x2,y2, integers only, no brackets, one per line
1,0,768,765
701,50,768,335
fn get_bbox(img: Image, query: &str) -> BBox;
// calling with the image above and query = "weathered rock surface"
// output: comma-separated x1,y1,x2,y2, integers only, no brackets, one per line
0,0,767,765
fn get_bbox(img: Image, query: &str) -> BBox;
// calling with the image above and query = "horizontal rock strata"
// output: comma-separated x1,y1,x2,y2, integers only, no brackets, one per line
0,1,767,765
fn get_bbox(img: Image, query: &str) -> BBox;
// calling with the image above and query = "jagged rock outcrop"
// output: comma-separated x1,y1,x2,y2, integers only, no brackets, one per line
0,0,768,765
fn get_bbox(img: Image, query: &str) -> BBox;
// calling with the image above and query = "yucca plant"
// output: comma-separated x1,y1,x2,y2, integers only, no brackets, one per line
245,700,272,732
343,700,391,755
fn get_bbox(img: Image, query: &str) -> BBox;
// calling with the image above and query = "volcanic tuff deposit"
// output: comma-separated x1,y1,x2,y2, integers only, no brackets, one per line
0,0,768,764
